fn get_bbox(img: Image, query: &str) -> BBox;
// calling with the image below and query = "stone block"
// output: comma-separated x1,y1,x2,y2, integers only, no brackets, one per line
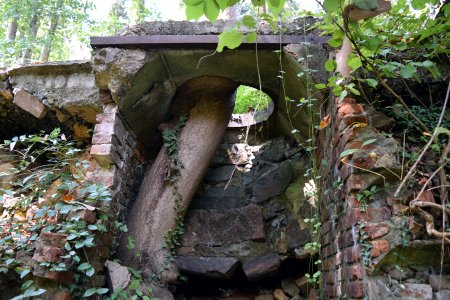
13,89,47,118
364,222,389,239
105,260,131,291
92,132,113,145
434,290,450,300
370,239,389,257
94,123,114,135
32,232,67,263
429,275,450,291
251,161,294,203
176,256,239,280
399,283,432,300
204,165,238,184
181,204,264,246
212,143,249,165
96,112,116,124
242,253,280,281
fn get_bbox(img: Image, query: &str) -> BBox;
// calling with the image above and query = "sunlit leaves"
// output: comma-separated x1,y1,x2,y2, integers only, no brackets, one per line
400,64,417,79
203,0,220,22
323,0,341,12
347,54,362,71
325,60,337,72
186,3,204,19
217,29,244,52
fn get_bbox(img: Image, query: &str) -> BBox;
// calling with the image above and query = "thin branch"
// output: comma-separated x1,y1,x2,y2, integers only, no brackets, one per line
394,81,450,197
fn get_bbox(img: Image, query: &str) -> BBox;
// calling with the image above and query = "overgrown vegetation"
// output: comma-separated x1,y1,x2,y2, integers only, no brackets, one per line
0,129,114,298
233,85,271,114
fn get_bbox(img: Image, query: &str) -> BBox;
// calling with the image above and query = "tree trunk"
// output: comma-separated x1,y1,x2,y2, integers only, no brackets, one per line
118,76,237,282
22,13,39,64
40,16,59,62
6,18,18,41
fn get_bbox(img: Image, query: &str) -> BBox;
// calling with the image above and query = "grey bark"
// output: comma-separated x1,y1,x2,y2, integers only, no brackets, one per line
40,16,59,62
6,18,18,41
22,13,40,64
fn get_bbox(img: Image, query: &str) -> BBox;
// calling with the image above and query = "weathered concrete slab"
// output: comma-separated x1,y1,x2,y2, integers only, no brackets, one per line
176,256,239,280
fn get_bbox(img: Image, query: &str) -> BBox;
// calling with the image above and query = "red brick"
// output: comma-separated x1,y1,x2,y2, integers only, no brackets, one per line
96,112,116,124
91,132,113,145
346,281,365,298
337,230,354,248
345,245,361,263
335,97,356,108
338,115,369,131
47,290,72,300
370,239,389,257
365,222,389,239
93,122,114,134
346,194,361,208
338,103,364,119
345,264,363,280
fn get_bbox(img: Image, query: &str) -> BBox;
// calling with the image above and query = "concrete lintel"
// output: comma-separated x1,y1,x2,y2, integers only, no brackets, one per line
90,35,330,50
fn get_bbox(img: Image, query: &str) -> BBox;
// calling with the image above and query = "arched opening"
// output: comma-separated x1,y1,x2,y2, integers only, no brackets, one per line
229,85,275,128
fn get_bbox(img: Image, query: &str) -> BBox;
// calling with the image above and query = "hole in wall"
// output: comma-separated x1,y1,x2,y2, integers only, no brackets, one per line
228,85,274,128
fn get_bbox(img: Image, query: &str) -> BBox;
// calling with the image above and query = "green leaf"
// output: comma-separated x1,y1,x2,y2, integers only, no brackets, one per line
96,288,109,295
339,90,348,103
352,0,380,10
325,60,336,72
184,0,204,4
78,262,91,271
242,15,256,28
366,79,378,88
186,4,204,20
86,267,95,277
84,288,97,298
217,29,244,52
19,268,30,279
347,55,362,71
204,0,220,22
400,64,417,79
366,37,381,51
227,0,240,5
421,60,434,68
340,148,360,158
323,0,340,12
268,0,285,15
328,37,343,48
362,138,377,147
435,127,450,136
216,0,229,9
411,0,427,10
246,32,257,42
315,83,327,89
251,0,265,6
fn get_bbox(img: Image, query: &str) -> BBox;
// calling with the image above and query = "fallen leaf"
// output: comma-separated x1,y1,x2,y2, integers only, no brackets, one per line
319,114,331,129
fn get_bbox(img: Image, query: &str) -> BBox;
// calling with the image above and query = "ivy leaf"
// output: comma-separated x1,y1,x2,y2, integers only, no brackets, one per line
96,288,109,295
186,4,204,20
86,267,95,277
325,60,336,72
352,0,380,10
340,148,360,158
328,37,343,48
217,29,244,52
78,262,91,271
366,79,378,88
400,64,417,79
204,0,220,22
83,288,97,298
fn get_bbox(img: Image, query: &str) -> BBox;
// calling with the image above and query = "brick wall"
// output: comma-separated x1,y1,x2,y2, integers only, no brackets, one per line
317,96,401,299
90,101,146,220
